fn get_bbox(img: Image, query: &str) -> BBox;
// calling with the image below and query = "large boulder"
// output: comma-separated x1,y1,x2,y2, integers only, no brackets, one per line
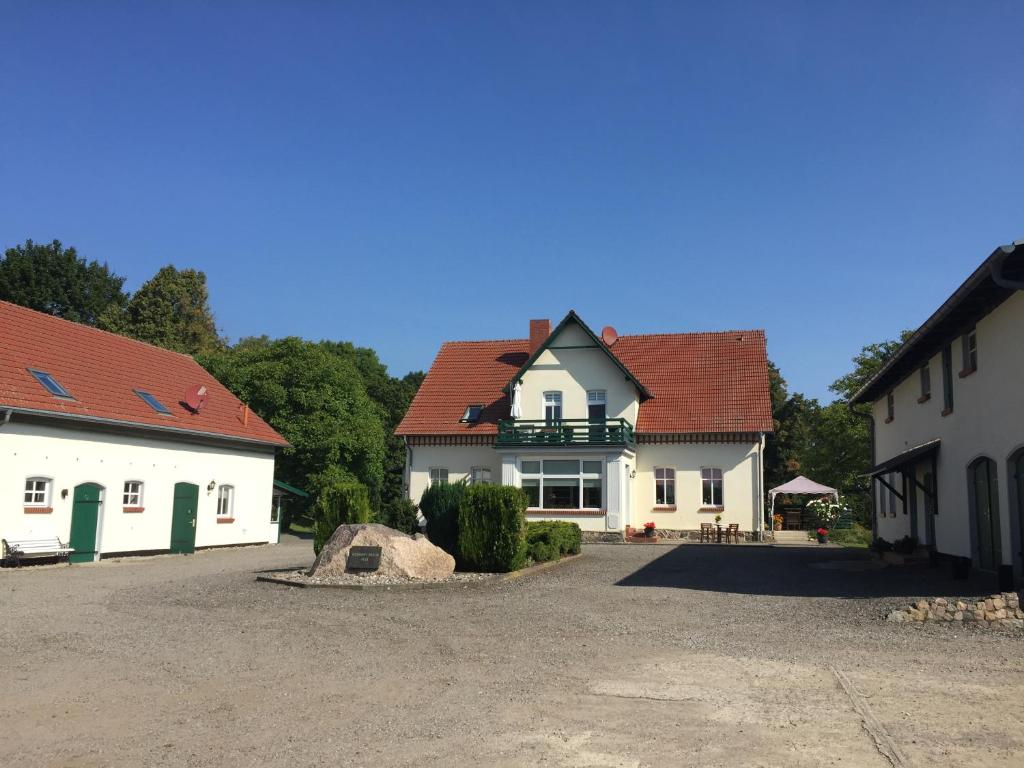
309,523,455,581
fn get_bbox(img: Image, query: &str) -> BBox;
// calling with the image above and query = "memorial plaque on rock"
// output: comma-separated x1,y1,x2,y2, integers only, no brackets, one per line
347,545,382,571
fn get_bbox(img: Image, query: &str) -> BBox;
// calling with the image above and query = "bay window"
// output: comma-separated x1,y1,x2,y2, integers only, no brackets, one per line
520,458,603,511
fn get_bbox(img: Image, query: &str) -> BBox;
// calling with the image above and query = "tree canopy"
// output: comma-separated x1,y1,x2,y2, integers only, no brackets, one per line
0,239,127,325
100,265,223,355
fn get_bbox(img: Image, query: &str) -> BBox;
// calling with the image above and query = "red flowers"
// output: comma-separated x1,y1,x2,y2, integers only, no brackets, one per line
644,521,656,530
817,527,829,536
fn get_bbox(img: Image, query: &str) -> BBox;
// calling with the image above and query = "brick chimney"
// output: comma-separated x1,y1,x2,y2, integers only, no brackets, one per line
529,319,551,354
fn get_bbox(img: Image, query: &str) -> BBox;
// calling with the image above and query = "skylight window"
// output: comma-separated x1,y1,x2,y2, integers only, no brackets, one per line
461,404,484,423
28,369,73,399
135,389,172,415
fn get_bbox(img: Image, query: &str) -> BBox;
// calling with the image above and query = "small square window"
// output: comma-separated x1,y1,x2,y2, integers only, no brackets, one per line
123,481,143,507
470,467,492,485
24,477,51,506
28,369,72,398
461,404,484,423
429,468,449,487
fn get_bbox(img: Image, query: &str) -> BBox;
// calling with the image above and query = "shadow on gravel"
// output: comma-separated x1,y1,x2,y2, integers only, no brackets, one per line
615,545,1000,599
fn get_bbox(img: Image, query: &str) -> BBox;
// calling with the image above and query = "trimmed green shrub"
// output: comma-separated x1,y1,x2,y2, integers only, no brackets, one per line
829,522,872,548
313,480,372,555
418,481,466,560
457,485,528,572
380,497,419,535
526,521,582,562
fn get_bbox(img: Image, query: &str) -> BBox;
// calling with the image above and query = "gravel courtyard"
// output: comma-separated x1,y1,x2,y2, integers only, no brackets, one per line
2,537,1022,768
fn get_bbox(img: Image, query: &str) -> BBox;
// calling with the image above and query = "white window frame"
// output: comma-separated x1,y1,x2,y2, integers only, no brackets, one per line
217,485,235,518
470,467,492,485
24,477,52,507
654,467,676,506
519,457,603,511
122,480,144,508
429,468,449,487
543,391,563,423
700,467,724,507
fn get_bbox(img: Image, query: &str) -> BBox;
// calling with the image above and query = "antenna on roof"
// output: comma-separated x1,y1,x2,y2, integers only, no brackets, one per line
183,384,208,414
601,326,619,347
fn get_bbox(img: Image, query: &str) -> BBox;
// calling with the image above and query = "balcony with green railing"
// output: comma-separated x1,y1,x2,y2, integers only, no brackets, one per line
496,418,636,449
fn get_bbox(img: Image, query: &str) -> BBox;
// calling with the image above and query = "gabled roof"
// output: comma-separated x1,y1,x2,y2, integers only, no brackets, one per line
0,300,288,447
502,310,652,400
852,240,1024,405
395,317,773,436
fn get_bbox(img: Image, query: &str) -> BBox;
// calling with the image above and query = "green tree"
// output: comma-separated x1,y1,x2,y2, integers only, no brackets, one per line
198,337,387,505
829,332,912,402
763,362,819,490
0,239,127,325
101,265,222,355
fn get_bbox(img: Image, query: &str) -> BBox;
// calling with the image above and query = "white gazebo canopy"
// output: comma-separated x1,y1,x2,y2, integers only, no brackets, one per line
768,475,838,511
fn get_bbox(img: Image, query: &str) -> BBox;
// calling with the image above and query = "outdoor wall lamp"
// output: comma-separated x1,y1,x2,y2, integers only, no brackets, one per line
61,488,68,499
630,469,637,479
207,481,216,492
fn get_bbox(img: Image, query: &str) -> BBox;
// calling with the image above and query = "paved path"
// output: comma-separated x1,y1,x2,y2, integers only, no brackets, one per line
2,537,1021,767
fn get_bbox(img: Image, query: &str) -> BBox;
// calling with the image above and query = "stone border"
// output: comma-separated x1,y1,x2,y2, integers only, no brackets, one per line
886,592,1024,629
255,553,583,590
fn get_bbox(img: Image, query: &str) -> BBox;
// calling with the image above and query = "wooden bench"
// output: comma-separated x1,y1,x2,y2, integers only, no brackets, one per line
1,537,75,567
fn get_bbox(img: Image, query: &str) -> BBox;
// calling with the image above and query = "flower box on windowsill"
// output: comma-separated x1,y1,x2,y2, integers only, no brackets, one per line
525,509,605,517
122,506,145,513
698,506,724,513
24,506,53,514
652,505,676,512
216,517,235,524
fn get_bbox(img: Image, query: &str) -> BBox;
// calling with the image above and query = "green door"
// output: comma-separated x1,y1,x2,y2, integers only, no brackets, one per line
69,483,103,563
170,482,199,554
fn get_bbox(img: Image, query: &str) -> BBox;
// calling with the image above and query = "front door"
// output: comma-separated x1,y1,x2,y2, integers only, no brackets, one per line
170,482,199,554
69,483,103,563
971,458,1001,572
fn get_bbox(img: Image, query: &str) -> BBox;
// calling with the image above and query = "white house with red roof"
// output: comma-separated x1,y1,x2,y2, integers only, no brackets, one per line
0,300,289,563
396,311,773,539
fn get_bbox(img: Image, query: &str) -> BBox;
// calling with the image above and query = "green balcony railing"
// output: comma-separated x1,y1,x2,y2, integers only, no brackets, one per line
496,418,636,448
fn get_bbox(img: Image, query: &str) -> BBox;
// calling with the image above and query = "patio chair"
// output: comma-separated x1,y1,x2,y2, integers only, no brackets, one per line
725,523,740,543
699,523,714,542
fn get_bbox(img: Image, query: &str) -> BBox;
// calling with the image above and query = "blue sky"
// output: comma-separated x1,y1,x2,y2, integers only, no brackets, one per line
2,2,1022,402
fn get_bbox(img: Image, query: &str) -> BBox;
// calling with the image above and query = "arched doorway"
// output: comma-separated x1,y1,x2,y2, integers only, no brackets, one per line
968,457,1001,572
69,483,104,563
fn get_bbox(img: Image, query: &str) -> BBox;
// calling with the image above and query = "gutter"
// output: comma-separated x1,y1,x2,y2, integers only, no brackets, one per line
990,242,1024,289
0,405,287,450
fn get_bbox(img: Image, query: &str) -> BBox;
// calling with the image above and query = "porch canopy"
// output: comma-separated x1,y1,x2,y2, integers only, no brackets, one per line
768,475,838,513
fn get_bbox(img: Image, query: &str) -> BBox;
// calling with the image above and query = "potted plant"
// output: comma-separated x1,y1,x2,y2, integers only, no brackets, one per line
772,513,783,531
714,513,722,525
643,521,657,538
816,527,829,544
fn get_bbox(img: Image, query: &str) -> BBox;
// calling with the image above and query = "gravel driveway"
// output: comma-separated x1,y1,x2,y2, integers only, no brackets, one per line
2,537,1022,767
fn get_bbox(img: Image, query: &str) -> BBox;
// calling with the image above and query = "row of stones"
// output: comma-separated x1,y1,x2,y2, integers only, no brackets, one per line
886,592,1023,629
581,529,758,544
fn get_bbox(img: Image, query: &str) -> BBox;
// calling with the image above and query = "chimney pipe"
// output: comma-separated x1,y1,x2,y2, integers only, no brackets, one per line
529,319,551,354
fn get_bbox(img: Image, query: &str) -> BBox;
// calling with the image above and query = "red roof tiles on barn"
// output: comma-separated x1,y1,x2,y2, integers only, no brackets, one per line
396,319,772,437
0,300,288,447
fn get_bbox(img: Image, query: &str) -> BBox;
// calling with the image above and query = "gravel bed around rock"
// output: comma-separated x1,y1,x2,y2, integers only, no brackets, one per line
260,568,498,588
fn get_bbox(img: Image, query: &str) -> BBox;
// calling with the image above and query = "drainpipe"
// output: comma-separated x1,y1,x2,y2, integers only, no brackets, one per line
756,432,766,541
0,409,11,429
848,401,877,540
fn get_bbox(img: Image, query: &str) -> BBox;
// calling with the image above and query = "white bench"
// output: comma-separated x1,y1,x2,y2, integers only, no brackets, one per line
1,537,75,567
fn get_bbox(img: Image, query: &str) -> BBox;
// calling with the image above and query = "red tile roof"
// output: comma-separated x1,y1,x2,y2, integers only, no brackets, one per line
396,325,772,436
0,300,288,447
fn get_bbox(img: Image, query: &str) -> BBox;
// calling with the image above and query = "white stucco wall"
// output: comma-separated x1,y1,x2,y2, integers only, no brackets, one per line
871,290,1024,563
634,442,763,532
1,419,277,557
517,323,640,425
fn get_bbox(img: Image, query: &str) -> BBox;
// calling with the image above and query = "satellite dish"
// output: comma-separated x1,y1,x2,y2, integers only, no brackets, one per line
601,326,619,347
184,384,209,413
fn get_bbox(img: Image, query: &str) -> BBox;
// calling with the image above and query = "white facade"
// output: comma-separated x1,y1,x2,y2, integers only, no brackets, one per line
2,418,278,560
869,290,1024,578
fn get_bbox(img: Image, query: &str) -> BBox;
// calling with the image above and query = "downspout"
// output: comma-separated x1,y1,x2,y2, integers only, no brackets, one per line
403,436,413,501
848,401,877,540
756,432,766,541
0,409,11,428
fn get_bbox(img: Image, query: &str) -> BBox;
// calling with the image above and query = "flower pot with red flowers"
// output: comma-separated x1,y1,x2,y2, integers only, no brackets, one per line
772,514,783,531
816,527,829,544
643,521,657,538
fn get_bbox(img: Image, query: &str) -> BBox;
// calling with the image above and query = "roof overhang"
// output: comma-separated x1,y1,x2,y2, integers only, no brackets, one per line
863,439,940,477
852,241,1024,405
502,310,653,401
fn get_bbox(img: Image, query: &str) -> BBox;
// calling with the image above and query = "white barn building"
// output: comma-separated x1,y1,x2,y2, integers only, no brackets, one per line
1,300,288,563
851,240,1024,590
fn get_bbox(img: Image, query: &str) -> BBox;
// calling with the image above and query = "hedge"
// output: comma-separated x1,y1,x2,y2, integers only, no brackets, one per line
526,521,581,563
313,480,372,555
418,481,466,561
380,497,419,535
457,485,528,572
